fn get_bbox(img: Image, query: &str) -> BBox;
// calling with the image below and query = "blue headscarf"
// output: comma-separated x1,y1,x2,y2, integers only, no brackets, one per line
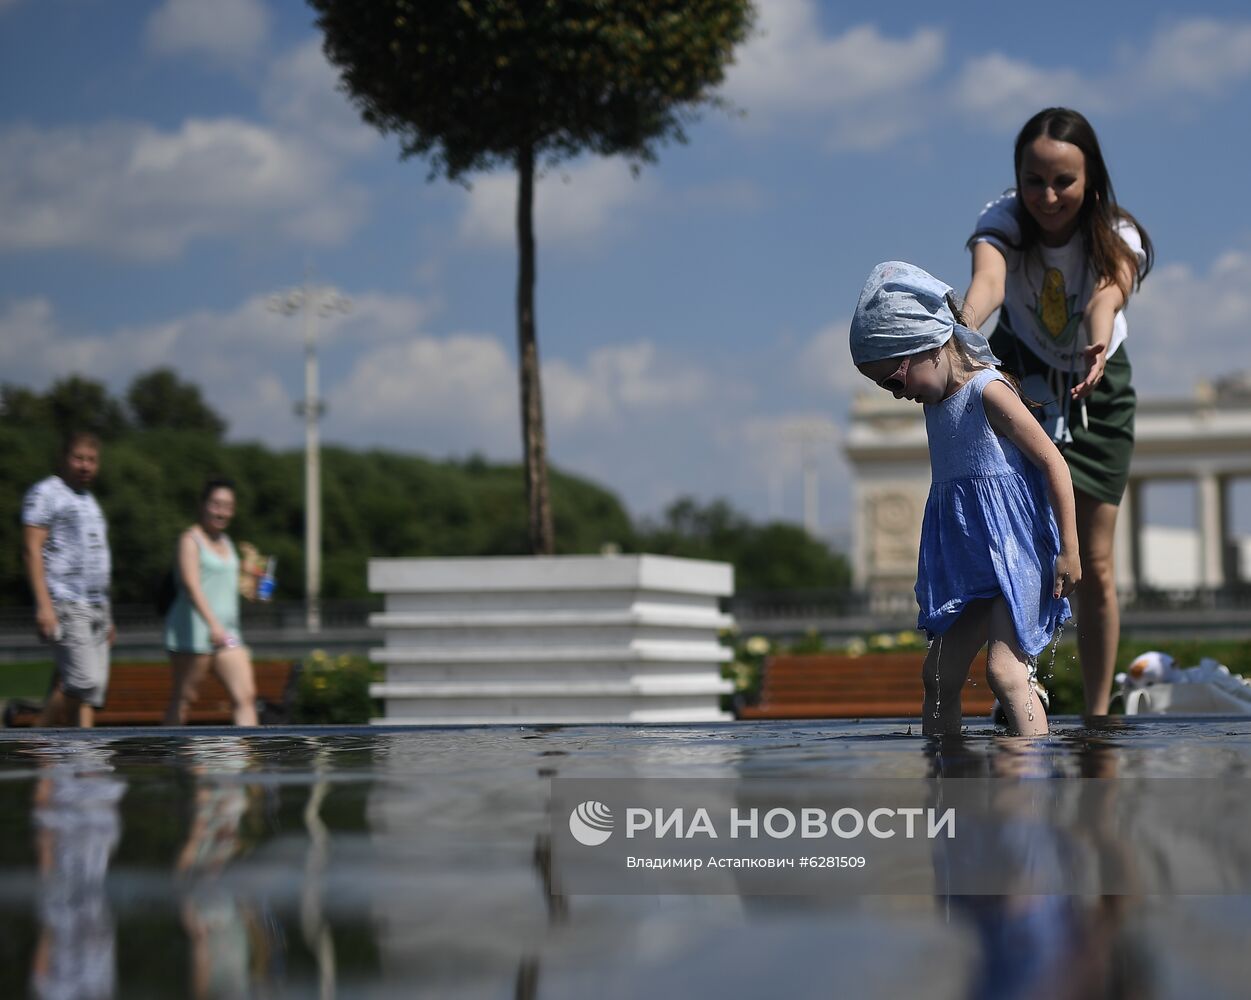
849,260,1000,367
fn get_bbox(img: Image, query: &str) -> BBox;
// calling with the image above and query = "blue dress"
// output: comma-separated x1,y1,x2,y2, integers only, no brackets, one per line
916,368,1070,656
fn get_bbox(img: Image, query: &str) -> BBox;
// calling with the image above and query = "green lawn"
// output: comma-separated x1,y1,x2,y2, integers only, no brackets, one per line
0,661,53,699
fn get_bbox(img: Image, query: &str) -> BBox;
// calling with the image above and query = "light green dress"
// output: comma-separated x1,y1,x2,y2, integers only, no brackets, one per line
164,531,240,654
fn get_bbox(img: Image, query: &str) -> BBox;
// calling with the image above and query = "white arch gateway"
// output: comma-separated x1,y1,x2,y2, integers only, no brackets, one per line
845,377,1251,594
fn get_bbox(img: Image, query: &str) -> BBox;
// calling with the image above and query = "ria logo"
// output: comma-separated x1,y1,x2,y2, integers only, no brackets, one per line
568,800,614,846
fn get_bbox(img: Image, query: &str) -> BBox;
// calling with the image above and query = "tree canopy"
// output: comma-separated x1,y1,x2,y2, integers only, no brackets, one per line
309,0,756,554
127,368,227,438
310,0,756,178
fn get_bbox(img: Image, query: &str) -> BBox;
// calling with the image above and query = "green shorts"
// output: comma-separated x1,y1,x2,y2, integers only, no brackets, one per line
988,328,1136,507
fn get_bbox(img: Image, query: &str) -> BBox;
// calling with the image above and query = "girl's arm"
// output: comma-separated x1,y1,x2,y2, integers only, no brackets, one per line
1072,256,1136,400
177,529,228,647
983,379,1082,597
960,242,1007,331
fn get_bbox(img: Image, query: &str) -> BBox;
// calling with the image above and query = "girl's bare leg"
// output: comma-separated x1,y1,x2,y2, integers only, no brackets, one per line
922,600,990,736
1074,490,1121,716
213,646,258,727
985,597,1048,736
165,652,212,726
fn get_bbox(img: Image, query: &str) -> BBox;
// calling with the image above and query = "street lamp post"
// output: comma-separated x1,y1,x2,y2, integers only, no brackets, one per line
782,420,837,539
269,278,350,633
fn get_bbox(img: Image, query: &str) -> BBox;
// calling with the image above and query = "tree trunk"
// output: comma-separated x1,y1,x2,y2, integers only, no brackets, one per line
516,143,555,554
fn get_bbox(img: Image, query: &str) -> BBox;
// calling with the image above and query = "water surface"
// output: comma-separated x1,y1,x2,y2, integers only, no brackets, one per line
2,717,1250,999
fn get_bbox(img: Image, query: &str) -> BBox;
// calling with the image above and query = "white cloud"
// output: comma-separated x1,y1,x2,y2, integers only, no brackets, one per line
0,288,437,445
952,19,1251,132
725,412,846,531
459,158,656,248
146,0,269,65
1136,19,1251,98
328,332,520,455
950,54,1095,133
797,317,859,395
718,9,1251,147
0,119,366,259
331,334,721,459
0,290,713,456
739,412,842,474
720,1,944,150
725,1,944,113
1128,251,1251,395
0,288,862,530
544,342,713,426
261,37,378,156
0,29,394,263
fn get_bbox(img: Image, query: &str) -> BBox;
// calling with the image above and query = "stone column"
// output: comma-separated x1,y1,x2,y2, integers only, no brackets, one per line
1197,471,1225,588
1115,478,1142,593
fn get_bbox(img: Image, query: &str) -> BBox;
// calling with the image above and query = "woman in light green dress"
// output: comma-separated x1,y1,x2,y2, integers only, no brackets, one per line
163,479,257,726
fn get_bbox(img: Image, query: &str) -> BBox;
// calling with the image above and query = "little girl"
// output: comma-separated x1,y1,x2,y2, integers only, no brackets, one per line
850,261,1080,736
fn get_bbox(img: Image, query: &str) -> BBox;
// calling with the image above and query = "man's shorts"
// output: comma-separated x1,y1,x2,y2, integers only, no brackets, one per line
51,602,112,708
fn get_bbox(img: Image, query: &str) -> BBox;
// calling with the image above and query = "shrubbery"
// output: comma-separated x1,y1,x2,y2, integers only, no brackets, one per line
292,651,377,725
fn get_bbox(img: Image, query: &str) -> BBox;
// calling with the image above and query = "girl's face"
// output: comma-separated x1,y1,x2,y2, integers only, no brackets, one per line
201,488,236,534
858,347,950,405
1018,136,1087,246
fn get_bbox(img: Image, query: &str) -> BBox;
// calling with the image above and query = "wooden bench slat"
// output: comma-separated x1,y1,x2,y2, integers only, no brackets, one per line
3,660,301,727
738,652,998,719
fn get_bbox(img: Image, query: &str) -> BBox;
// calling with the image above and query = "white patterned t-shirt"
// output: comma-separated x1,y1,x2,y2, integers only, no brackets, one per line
970,192,1147,370
22,475,111,605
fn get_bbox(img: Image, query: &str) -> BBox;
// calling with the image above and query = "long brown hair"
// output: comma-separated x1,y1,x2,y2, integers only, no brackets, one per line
945,292,1030,401
973,108,1153,300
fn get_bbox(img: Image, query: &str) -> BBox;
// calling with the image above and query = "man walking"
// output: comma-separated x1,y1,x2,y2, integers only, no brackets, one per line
22,432,114,727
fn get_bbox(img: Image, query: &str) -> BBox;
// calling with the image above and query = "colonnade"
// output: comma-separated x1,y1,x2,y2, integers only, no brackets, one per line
847,382,1251,594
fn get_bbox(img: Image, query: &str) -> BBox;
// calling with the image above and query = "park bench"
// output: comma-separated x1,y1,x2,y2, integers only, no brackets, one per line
2,660,301,727
736,651,997,719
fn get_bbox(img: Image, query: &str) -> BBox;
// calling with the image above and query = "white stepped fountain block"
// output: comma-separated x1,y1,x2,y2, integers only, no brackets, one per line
369,554,735,725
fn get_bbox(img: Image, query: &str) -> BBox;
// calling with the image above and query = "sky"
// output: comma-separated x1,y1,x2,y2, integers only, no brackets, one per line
3,0,1251,545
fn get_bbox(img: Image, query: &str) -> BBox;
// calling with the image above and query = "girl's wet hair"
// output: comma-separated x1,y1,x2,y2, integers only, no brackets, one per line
970,107,1153,300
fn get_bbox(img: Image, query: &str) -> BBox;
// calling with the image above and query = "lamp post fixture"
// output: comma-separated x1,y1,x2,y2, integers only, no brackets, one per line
268,278,350,633
783,419,837,539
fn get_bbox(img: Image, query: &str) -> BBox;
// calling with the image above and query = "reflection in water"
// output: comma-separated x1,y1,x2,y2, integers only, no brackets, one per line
929,736,1154,999
3,722,1251,997
28,743,124,1000
176,737,278,999
301,743,337,1000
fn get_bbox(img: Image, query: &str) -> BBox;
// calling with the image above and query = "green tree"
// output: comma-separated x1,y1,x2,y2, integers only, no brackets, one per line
636,496,852,591
0,385,51,429
127,368,228,438
1,373,850,608
41,376,129,440
308,0,756,554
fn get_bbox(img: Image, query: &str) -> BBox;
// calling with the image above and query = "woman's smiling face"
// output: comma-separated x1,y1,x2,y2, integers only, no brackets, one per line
201,488,236,534
1018,135,1087,246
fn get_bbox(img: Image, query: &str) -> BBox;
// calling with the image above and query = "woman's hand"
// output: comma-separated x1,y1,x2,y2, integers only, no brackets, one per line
209,623,229,649
1071,342,1107,400
1054,551,1082,599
